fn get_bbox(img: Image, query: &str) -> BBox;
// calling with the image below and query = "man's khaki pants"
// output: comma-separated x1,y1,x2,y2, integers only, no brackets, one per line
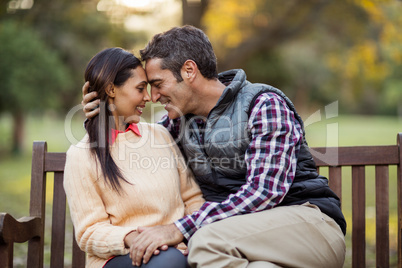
188,203,345,268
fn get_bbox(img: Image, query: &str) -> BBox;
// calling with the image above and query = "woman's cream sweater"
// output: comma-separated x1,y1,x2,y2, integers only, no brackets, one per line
63,123,205,268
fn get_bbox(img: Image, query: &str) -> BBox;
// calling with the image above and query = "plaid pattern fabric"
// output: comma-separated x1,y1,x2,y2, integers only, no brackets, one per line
160,92,303,240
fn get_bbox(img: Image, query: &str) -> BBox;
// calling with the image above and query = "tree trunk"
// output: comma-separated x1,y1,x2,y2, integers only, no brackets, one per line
12,111,24,154
181,0,209,28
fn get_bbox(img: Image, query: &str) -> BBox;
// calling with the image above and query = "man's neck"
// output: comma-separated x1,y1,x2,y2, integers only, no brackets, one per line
192,78,227,118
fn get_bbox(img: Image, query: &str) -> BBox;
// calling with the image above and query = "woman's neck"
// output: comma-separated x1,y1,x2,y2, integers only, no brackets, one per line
112,115,127,131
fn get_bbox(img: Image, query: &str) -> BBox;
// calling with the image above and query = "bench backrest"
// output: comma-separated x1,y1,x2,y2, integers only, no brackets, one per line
311,133,402,268
19,134,402,267
28,141,85,268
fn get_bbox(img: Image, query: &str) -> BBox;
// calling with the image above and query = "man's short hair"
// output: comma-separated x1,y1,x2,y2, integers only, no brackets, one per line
140,25,219,82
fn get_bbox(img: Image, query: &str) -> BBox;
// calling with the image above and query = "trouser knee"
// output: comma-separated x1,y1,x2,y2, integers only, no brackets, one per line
188,224,223,252
188,223,241,259
187,223,246,268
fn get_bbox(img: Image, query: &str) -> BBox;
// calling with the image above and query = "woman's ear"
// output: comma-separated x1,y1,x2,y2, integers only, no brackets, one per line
105,84,116,98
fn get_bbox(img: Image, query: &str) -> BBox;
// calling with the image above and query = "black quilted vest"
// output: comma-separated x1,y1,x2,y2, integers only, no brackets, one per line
177,69,346,234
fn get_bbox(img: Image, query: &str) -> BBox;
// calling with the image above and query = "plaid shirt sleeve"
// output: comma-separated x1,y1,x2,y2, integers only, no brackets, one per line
174,92,303,240
158,114,181,141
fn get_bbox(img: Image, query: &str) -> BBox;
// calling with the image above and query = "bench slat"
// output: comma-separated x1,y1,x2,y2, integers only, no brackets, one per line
312,145,399,166
28,141,47,267
352,166,366,268
45,152,66,172
0,242,13,267
397,133,402,268
328,166,342,204
72,227,86,267
375,165,389,267
50,172,67,268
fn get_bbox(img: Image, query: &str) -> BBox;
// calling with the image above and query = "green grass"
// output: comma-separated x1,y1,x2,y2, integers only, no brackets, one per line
0,113,401,267
305,114,402,147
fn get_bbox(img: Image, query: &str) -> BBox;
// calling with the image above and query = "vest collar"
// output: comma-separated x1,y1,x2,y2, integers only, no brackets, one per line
213,69,247,111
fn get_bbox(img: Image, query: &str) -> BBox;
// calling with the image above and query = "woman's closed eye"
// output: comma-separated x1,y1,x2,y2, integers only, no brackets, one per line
137,82,147,92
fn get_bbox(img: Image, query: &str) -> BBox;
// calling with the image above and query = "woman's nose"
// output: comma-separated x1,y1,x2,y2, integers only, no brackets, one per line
143,89,151,102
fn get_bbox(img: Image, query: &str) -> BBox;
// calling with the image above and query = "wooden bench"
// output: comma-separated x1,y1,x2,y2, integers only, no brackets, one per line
1,134,401,267
0,142,85,268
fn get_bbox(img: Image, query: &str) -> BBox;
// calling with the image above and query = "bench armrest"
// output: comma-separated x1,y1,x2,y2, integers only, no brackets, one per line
0,213,41,244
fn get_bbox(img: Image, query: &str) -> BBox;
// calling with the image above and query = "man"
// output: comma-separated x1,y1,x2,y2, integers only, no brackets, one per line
82,25,346,268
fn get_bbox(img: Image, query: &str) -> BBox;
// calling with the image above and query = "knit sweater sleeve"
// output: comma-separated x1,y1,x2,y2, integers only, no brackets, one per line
177,151,205,216
63,143,136,260
156,125,205,216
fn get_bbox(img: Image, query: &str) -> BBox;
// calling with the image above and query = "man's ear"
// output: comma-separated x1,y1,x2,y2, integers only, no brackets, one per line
181,60,197,81
105,83,116,98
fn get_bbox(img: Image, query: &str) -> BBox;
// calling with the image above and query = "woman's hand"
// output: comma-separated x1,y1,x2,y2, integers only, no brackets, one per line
125,230,169,265
129,224,184,266
124,230,140,248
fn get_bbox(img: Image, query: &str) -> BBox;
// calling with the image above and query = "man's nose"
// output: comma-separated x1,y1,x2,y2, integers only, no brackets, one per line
151,88,160,103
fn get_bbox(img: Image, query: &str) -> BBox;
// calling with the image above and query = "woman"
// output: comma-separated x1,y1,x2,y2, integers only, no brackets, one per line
63,47,204,268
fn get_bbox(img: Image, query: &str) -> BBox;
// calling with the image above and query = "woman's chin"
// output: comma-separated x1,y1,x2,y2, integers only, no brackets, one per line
125,116,141,124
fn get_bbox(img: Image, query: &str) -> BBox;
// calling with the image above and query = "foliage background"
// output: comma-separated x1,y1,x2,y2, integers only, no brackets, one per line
0,0,401,267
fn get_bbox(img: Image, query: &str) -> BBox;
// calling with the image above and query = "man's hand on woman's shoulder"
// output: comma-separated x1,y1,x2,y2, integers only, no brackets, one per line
81,81,100,119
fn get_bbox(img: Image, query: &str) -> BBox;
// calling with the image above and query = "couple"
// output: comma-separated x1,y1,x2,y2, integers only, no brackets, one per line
64,25,346,268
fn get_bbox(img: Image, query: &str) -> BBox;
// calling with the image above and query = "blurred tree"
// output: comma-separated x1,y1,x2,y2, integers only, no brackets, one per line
1,0,146,112
0,0,147,153
204,0,334,70
203,0,402,115
0,20,72,154
323,0,402,114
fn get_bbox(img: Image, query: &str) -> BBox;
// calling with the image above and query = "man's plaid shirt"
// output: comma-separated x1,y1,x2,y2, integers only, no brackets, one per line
160,92,303,240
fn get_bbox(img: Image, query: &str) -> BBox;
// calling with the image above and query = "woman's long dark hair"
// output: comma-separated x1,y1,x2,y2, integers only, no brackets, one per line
84,47,142,193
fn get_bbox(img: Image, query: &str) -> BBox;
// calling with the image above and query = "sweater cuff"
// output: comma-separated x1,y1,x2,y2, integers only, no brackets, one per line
108,227,137,256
